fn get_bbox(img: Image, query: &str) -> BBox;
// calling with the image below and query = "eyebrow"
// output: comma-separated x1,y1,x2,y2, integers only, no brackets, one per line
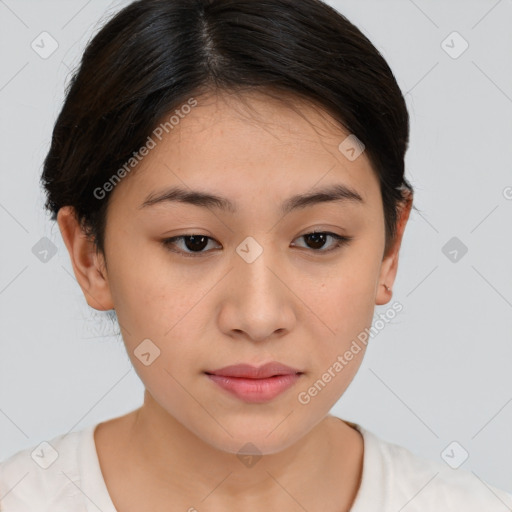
139,183,364,214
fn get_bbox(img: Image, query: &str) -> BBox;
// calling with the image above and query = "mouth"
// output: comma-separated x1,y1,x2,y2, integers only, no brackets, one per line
205,362,302,379
204,362,303,403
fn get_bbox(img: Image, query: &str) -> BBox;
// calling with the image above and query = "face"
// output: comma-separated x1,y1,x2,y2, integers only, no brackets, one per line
61,90,407,455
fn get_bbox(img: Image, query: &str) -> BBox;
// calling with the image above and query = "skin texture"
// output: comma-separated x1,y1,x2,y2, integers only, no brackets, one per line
57,90,412,511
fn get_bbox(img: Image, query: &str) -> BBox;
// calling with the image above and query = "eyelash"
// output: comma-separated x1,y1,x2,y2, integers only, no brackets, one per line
161,231,353,258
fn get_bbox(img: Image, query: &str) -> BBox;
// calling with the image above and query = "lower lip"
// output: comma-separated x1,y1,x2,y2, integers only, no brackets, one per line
206,373,301,403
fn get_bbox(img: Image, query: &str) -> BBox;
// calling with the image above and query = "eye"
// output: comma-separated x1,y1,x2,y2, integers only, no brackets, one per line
162,234,221,257
162,231,352,257
291,231,352,253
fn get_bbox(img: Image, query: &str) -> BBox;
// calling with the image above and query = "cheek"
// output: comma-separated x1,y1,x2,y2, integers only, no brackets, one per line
106,249,213,373
295,275,375,412
305,282,373,389
297,248,381,386
104,239,178,322
305,260,379,336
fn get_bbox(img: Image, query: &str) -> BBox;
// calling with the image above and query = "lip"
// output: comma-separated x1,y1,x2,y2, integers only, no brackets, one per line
206,362,301,379
205,362,303,403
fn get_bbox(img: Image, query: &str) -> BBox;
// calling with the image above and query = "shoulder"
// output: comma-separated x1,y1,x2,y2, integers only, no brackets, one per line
0,425,94,511
348,421,512,511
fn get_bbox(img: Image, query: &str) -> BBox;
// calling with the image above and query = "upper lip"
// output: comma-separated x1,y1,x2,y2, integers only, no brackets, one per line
205,362,302,379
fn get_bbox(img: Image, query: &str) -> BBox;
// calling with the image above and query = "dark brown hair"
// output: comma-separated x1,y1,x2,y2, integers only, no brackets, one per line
41,0,414,258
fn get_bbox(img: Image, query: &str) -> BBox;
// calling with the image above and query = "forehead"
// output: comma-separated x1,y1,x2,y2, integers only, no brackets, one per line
108,90,381,213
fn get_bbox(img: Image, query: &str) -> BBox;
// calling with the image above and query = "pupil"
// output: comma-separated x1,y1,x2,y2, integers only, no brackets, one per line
185,235,208,252
306,233,326,249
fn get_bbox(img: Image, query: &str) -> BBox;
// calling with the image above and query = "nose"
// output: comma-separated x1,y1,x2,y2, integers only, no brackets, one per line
217,243,297,343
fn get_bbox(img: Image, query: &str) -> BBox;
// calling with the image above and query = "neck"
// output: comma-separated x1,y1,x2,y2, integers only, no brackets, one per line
111,393,363,511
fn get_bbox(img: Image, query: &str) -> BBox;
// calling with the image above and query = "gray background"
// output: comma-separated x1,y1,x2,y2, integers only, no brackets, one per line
1,0,511,495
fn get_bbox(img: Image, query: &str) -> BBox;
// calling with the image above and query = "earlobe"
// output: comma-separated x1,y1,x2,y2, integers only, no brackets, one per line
57,206,115,311
375,261,397,306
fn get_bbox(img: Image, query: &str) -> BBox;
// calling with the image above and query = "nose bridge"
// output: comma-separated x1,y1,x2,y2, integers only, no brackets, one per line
234,234,281,300
222,234,295,340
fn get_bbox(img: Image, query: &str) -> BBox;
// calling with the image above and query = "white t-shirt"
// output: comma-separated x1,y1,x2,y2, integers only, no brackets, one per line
1,420,511,511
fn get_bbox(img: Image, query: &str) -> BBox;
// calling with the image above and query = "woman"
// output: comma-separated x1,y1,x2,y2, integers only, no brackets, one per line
1,0,510,510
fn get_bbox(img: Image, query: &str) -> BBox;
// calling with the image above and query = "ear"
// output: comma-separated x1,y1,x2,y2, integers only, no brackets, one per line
57,206,114,311
375,191,413,306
